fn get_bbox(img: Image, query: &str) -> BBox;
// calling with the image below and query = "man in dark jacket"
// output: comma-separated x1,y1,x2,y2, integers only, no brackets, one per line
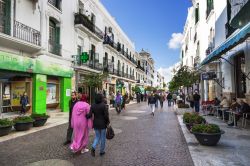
64,91,78,145
87,93,110,157
193,91,201,113
148,93,157,116
167,93,172,107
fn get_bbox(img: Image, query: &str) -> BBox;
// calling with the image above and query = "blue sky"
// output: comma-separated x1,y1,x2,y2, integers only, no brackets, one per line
101,0,191,73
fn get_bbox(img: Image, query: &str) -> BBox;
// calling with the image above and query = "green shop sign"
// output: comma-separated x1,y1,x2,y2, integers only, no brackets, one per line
0,51,73,78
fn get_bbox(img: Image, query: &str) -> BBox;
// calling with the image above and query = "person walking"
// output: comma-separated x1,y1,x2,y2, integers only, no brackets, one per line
154,93,159,108
136,92,140,103
87,94,110,157
110,92,115,107
70,101,92,154
193,91,201,113
20,92,29,115
172,93,177,105
148,93,157,116
167,92,172,107
115,91,123,114
64,91,78,145
159,93,165,109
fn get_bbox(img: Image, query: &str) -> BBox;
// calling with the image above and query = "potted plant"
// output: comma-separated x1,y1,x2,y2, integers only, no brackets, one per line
13,116,34,131
31,113,50,127
0,119,13,136
191,124,225,146
183,113,206,131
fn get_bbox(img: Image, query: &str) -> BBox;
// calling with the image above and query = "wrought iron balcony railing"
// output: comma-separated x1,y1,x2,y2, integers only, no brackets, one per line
48,0,61,10
14,20,41,46
74,13,104,40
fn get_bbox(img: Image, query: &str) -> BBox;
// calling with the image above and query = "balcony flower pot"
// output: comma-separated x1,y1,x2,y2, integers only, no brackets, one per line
14,116,34,131
191,124,225,146
31,114,50,127
0,119,13,137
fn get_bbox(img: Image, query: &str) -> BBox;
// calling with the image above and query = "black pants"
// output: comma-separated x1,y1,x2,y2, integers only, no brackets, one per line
160,101,164,108
21,105,26,114
66,124,73,142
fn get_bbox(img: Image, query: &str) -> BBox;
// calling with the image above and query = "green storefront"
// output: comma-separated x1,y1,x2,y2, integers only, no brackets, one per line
0,51,73,114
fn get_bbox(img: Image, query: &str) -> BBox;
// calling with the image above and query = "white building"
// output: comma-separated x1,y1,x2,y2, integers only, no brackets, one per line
139,49,155,87
200,0,250,102
181,0,227,100
0,0,74,114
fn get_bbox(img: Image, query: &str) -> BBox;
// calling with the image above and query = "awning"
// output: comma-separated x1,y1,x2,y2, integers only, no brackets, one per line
200,21,250,66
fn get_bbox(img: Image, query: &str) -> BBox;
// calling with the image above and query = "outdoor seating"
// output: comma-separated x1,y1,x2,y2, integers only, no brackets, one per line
242,113,250,128
201,101,214,115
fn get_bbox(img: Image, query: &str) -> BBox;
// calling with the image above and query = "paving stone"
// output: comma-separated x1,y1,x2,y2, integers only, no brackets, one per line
0,102,194,166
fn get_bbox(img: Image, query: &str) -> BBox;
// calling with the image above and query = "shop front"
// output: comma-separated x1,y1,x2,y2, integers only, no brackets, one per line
0,51,73,115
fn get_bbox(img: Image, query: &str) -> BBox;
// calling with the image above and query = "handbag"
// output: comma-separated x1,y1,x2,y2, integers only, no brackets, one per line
106,125,115,140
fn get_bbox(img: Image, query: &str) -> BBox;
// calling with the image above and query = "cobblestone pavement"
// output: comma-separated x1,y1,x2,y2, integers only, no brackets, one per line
0,102,194,166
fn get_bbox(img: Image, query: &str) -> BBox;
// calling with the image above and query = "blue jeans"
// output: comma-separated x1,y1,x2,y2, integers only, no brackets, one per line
92,129,106,153
194,101,200,112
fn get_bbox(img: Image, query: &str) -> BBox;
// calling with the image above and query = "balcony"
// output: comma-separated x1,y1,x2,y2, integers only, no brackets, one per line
48,0,61,11
14,20,41,46
103,58,113,72
0,19,41,53
74,13,104,41
137,65,145,71
103,35,118,51
48,39,61,56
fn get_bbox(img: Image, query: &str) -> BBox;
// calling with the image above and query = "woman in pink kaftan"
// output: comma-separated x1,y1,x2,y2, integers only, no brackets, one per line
70,101,93,153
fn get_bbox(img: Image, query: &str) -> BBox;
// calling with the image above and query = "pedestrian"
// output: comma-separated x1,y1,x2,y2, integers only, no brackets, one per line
87,93,110,157
167,92,172,107
115,91,123,114
136,92,140,103
20,92,29,115
110,92,115,107
172,93,177,105
159,93,165,109
64,91,78,145
148,93,156,116
154,92,159,108
70,100,92,154
140,92,144,102
193,90,201,113
122,93,128,111
81,92,88,103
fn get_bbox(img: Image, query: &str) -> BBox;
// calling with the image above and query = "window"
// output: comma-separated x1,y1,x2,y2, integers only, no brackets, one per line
79,1,84,14
48,0,62,10
206,0,214,18
49,18,61,55
235,53,246,98
195,3,199,24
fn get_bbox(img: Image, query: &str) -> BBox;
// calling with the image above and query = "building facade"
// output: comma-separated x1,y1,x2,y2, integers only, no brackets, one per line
181,0,227,100
0,0,73,115
139,49,155,87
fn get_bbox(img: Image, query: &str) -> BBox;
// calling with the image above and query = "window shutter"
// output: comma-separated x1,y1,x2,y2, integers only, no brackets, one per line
4,0,11,35
55,26,60,44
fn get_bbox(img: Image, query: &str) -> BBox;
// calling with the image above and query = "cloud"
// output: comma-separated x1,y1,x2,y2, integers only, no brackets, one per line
168,33,184,49
157,66,175,84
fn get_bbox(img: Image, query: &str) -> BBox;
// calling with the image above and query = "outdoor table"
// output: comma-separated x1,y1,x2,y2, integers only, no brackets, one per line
226,110,233,123
232,111,241,128
220,107,229,122
213,106,221,118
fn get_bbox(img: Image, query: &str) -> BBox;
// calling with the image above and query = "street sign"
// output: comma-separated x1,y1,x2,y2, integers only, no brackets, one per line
80,52,89,63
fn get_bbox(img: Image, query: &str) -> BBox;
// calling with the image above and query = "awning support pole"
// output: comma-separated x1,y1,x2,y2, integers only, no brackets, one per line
220,56,250,81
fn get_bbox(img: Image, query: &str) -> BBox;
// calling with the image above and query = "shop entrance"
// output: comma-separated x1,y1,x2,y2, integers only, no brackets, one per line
0,70,31,115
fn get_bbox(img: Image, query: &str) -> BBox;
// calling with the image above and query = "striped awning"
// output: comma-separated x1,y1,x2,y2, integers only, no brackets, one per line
200,21,250,66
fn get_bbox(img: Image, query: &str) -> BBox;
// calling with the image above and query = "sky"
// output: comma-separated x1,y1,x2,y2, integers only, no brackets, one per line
101,0,191,83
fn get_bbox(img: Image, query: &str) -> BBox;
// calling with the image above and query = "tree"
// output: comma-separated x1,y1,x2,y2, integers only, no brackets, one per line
83,72,109,89
168,66,200,92
132,86,141,93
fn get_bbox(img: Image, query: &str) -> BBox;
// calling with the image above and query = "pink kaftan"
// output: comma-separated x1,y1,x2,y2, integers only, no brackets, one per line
70,101,93,152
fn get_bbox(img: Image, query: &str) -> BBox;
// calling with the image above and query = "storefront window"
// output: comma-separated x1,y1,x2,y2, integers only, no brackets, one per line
46,83,58,104
235,53,246,98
